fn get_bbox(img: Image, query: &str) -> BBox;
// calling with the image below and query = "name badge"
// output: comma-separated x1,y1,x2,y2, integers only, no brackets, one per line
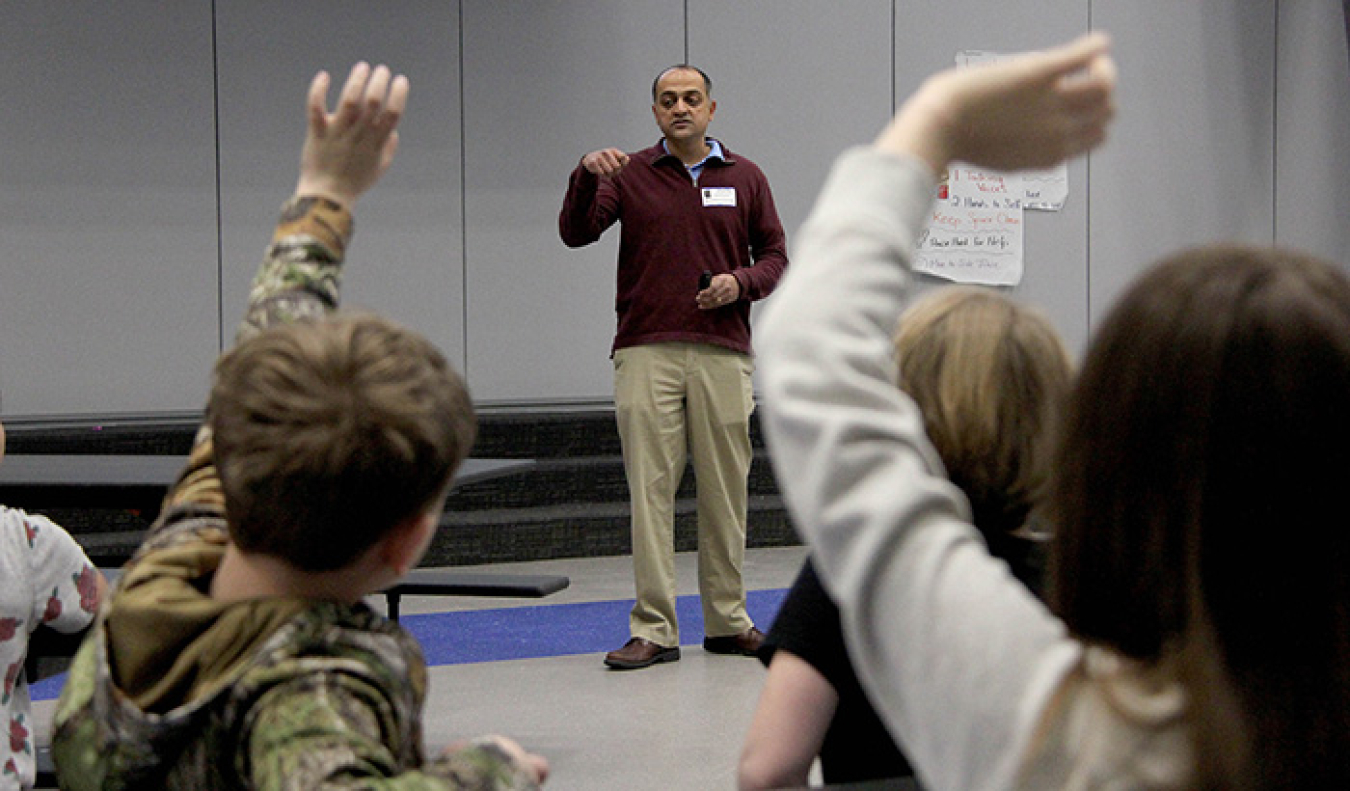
701,187,737,208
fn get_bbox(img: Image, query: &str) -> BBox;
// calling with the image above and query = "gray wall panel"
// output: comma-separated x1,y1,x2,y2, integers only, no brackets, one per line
4,2,1345,418
1090,0,1277,322
0,3,218,416
687,0,894,239
462,1,682,403
1276,1,1350,263
687,1,894,357
892,2,1093,353
215,3,465,371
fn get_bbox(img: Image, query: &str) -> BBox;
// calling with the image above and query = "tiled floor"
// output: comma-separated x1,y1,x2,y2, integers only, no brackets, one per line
33,545,812,791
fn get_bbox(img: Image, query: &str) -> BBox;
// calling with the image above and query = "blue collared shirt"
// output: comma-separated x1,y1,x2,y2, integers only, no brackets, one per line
663,138,725,185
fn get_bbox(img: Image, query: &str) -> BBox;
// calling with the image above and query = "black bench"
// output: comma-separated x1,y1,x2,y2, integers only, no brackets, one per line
0,455,559,602
382,568,570,620
0,455,534,518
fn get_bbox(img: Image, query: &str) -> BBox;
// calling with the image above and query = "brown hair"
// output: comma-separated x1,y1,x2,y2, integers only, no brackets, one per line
895,287,1073,544
1048,245,1350,788
207,312,475,572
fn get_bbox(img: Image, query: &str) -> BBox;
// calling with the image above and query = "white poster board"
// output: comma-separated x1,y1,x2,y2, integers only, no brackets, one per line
914,168,1025,285
913,48,1072,285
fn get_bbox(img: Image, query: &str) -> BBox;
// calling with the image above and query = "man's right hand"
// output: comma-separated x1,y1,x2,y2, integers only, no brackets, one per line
581,148,630,178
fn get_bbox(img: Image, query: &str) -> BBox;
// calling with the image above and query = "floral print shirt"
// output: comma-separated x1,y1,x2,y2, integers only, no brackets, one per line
0,506,98,789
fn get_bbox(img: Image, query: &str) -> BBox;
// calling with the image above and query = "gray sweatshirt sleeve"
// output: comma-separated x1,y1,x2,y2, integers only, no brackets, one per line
755,147,1082,791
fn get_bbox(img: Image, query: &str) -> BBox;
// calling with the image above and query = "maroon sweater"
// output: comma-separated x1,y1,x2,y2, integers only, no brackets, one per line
559,140,789,355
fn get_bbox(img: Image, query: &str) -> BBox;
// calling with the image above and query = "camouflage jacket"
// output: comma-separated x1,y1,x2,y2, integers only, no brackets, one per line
50,198,538,791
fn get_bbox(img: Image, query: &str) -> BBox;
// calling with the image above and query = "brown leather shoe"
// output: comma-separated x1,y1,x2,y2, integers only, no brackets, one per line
702,626,765,656
604,637,680,670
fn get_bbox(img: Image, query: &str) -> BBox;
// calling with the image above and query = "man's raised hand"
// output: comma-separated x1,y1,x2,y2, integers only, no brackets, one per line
581,148,630,178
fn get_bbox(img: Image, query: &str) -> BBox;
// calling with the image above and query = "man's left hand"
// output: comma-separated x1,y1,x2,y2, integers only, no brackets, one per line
696,273,741,310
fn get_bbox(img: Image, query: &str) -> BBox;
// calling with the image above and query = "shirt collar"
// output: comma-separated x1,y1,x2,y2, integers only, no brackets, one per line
660,137,726,167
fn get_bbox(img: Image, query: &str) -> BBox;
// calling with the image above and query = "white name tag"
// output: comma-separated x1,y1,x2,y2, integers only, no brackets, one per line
701,187,737,207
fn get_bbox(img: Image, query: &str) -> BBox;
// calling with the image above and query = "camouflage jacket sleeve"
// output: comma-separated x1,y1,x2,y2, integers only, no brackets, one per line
236,195,351,344
246,674,540,791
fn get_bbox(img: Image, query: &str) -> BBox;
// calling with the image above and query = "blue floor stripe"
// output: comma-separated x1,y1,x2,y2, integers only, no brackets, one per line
405,588,786,665
30,589,786,701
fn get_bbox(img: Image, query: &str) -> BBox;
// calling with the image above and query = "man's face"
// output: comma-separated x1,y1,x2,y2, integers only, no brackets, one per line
651,68,715,145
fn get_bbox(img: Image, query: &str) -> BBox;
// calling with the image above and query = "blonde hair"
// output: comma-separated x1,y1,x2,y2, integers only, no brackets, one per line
208,312,475,572
894,287,1073,539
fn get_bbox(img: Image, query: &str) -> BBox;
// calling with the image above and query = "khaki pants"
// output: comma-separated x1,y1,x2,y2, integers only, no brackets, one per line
613,342,756,646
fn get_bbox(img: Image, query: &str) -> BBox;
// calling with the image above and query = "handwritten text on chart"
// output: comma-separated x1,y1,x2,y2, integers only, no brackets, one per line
915,170,1025,285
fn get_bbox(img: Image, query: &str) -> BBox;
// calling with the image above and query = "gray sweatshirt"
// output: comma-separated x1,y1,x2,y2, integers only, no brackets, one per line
756,148,1190,791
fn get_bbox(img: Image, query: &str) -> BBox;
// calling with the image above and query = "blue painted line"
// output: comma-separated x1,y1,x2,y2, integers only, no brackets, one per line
29,589,786,701
405,588,786,665
30,674,65,702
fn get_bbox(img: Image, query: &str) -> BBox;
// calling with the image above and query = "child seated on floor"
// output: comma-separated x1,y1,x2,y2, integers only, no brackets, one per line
50,62,548,790
0,406,106,791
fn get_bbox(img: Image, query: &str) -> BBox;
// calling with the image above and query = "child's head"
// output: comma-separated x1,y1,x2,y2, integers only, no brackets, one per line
207,312,475,573
1048,244,1350,785
894,286,1074,539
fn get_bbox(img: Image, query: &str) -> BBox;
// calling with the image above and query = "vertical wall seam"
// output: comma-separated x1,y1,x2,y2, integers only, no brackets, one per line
210,0,224,353
1271,0,1280,244
1085,0,1094,341
459,0,471,377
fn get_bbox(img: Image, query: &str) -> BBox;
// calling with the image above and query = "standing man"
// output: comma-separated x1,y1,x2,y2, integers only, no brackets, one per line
560,64,788,670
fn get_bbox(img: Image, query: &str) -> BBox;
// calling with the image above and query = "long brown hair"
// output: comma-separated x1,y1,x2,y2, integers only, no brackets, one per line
1048,245,1350,788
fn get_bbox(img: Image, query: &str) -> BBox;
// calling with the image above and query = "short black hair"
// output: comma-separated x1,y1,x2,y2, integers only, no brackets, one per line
651,64,712,101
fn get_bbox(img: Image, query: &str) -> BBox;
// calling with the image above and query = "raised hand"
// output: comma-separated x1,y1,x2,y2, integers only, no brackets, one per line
295,62,410,207
878,32,1116,175
581,147,630,178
